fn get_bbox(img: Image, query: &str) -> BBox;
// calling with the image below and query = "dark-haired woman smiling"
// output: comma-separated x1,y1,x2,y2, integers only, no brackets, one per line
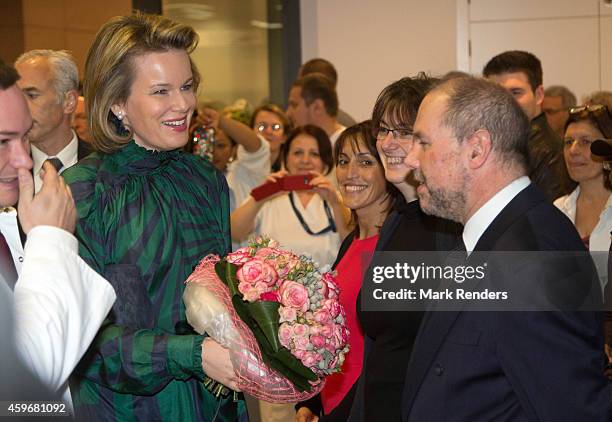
231,125,348,268
296,121,401,421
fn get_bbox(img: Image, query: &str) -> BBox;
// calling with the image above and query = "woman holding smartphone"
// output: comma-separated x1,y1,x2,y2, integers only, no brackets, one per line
231,125,349,268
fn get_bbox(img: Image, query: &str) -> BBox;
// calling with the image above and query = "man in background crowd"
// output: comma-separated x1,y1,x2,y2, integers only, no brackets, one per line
484,50,568,201
15,50,92,193
72,95,92,143
299,57,357,127
543,85,577,138
287,73,346,144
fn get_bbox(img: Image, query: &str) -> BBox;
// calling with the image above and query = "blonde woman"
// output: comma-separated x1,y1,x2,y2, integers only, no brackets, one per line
63,14,245,421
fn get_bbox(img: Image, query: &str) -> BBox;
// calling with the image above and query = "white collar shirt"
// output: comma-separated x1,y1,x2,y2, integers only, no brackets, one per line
0,208,24,273
31,131,79,193
463,176,531,255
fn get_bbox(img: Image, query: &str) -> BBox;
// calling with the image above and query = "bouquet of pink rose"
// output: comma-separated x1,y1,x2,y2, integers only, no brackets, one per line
183,236,349,403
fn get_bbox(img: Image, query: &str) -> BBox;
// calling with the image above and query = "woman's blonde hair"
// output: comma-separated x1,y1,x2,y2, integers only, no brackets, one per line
84,13,200,153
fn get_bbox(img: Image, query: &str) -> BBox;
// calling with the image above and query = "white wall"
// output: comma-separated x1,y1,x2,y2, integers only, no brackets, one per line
300,0,458,122
464,0,611,105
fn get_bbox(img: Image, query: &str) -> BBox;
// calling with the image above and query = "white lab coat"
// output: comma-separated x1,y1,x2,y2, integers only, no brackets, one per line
2,222,116,407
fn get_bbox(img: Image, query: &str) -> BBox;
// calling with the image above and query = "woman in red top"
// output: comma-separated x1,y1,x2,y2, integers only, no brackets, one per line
296,121,401,421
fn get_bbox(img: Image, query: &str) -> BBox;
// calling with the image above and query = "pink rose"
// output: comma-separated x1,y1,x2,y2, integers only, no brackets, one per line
237,258,278,286
332,325,349,349
243,288,260,302
254,281,269,293
279,324,293,348
255,247,280,259
279,306,297,323
318,281,328,298
309,325,322,336
293,349,306,359
322,299,342,318
260,291,280,302
325,343,337,353
293,323,310,337
238,281,252,295
314,310,332,325
329,354,340,370
279,280,310,312
319,324,334,338
294,335,310,351
226,248,252,265
322,272,340,299
310,334,326,349
301,351,322,368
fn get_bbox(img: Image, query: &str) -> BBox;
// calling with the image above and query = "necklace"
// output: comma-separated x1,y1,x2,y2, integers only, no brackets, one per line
288,192,337,236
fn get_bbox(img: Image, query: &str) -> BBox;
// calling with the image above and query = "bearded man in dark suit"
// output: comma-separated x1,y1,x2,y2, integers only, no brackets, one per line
401,76,612,421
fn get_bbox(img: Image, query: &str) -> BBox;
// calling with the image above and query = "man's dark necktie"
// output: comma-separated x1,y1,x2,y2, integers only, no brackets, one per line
45,157,64,173
0,232,18,289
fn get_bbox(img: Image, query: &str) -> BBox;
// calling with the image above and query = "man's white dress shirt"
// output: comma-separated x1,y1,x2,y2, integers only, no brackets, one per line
463,176,531,254
31,131,79,193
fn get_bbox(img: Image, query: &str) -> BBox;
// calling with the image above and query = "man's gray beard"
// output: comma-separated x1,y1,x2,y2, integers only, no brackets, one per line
423,187,466,223
419,172,469,223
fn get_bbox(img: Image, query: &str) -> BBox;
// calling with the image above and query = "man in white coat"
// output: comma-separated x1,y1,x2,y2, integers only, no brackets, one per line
0,59,116,407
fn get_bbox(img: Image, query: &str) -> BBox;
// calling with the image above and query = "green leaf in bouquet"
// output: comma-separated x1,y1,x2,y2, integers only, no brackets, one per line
245,301,282,352
215,260,240,296
230,295,318,392
270,347,319,384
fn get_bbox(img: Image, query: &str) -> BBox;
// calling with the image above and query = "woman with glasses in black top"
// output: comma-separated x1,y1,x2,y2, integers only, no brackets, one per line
231,125,349,269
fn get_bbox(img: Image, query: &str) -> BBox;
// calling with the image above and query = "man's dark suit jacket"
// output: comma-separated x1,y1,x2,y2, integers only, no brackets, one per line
76,138,93,161
528,113,572,202
401,184,612,421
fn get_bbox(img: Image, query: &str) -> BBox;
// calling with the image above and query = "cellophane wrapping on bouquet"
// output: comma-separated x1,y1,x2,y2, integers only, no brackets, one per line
183,237,349,403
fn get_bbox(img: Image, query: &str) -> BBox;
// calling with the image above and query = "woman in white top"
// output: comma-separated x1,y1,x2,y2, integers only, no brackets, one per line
251,103,291,172
554,104,612,290
231,125,349,268
197,107,270,212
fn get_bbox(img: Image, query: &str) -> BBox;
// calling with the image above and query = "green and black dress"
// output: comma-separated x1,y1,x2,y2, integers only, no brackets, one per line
63,140,246,421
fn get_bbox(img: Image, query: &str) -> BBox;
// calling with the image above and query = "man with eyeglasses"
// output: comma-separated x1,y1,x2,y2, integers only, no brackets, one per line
543,85,577,138
484,50,569,202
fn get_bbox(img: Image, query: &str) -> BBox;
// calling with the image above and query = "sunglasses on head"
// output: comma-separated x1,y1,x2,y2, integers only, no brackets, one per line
569,104,607,118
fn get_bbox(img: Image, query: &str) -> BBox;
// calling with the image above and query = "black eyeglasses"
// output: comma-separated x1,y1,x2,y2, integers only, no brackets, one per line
373,126,413,140
256,123,283,132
